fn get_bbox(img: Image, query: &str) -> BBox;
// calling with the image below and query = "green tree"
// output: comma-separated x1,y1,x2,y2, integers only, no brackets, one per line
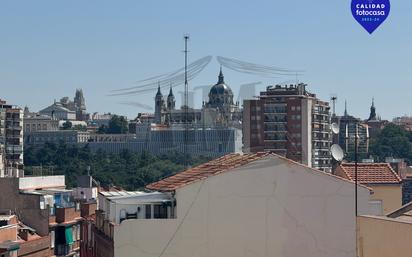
370,124,412,164
62,120,72,130
72,124,87,131
97,115,129,134
107,115,129,134
23,142,211,189
97,125,108,134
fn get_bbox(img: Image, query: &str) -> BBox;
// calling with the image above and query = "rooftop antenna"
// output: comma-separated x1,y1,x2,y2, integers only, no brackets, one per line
331,95,338,116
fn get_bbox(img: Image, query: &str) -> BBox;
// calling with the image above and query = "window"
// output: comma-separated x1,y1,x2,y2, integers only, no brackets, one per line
50,206,55,216
77,224,80,240
50,230,55,248
153,204,168,219
145,205,151,219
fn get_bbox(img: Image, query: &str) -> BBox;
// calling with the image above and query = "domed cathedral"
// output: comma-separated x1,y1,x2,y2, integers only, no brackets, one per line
203,67,241,125
153,68,242,127
207,67,234,108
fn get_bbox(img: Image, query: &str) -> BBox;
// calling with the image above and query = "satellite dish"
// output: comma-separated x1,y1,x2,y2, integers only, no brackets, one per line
331,123,340,134
331,144,344,162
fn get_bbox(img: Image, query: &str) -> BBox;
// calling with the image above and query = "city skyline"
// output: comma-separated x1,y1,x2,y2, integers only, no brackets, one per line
1,0,411,120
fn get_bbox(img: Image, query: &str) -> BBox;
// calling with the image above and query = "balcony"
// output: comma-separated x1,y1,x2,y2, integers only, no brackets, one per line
55,207,81,223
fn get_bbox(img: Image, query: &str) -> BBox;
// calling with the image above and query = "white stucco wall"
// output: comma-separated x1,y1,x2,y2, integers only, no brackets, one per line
19,175,65,190
114,156,371,257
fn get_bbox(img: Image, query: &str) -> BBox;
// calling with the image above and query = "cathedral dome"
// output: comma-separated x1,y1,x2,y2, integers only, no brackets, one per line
210,83,233,96
208,68,234,106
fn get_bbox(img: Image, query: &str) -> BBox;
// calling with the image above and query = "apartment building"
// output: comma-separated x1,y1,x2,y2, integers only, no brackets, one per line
0,213,50,257
243,84,332,171
0,175,97,257
23,114,59,133
0,99,24,177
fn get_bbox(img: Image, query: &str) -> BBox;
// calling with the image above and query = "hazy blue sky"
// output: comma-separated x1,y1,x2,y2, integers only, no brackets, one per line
0,0,410,120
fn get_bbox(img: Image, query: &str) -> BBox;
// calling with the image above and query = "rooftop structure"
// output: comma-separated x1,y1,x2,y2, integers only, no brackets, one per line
335,163,403,214
337,163,402,184
93,152,374,257
0,213,50,256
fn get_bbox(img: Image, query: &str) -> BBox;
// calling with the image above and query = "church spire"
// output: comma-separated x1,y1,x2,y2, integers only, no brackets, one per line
156,82,162,96
167,83,175,111
217,66,225,84
368,97,377,121
168,84,174,97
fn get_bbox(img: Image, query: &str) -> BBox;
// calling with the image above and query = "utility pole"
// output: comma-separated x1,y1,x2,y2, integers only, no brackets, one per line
355,124,358,216
354,123,359,257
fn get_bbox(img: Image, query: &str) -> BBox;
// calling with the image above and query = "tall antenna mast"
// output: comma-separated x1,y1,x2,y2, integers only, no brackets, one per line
183,34,190,167
331,95,338,117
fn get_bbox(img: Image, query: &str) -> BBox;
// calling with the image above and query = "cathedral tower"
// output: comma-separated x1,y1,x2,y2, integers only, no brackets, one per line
154,84,165,124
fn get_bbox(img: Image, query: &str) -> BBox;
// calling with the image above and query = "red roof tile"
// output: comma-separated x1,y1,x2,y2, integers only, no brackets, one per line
146,152,368,192
339,163,402,184
146,152,271,191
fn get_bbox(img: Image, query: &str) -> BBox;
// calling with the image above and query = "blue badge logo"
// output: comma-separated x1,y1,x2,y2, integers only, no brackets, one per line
351,0,390,34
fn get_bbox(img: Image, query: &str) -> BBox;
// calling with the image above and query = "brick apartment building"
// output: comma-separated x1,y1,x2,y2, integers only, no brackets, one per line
0,99,24,178
243,83,332,172
0,175,97,257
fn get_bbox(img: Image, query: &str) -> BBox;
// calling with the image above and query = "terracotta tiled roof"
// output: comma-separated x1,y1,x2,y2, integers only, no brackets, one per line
146,152,271,191
146,152,368,192
339,163,402,184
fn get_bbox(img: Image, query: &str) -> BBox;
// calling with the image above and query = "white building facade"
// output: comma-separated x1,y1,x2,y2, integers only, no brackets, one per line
96,153,374,257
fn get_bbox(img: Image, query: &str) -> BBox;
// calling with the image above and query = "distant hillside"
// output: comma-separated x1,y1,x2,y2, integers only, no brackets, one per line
24,142,210,190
